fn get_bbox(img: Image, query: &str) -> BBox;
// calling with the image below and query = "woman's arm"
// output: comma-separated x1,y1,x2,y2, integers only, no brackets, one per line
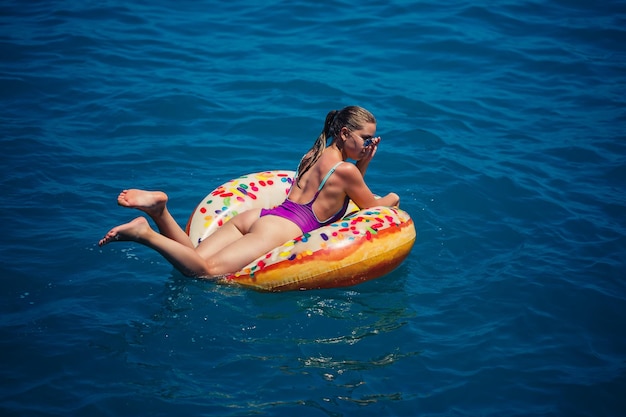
339,162,399,209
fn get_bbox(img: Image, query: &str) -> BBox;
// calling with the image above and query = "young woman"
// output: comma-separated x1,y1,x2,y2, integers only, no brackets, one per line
99,106,400,278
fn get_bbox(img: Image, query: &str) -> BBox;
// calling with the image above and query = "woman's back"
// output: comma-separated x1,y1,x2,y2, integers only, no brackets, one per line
287,150,349,223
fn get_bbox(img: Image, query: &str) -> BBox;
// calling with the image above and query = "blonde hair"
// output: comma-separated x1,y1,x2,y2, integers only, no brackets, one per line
296,106,376,186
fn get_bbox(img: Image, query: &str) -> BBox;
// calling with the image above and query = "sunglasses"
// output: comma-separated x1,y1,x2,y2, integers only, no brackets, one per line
348,130,376,147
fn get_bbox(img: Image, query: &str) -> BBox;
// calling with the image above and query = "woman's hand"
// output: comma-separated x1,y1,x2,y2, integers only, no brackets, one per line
356,136,381,176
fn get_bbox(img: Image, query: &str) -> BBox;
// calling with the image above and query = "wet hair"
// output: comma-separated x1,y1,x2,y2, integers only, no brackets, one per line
296,106,376,186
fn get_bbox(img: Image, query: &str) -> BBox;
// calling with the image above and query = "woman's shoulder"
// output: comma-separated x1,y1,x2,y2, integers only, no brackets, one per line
316,160,361,192
332,160,359,177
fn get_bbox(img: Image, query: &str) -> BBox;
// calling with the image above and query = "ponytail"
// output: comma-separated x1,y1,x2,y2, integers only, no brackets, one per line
296,110,338,187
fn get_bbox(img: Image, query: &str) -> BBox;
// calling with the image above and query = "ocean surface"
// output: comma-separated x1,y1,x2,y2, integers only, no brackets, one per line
1,0,625,416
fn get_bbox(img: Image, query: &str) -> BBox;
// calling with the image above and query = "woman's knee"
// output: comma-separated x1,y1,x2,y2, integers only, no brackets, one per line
203,259,232,278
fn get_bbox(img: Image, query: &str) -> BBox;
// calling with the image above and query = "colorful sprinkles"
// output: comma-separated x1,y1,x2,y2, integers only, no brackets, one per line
233,205,410,278
194,171,294,232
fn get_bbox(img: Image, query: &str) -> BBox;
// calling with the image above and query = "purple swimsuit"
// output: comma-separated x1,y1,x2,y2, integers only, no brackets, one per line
260,162,350,234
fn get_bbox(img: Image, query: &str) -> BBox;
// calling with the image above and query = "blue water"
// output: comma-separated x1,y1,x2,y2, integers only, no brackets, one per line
2,0,625,415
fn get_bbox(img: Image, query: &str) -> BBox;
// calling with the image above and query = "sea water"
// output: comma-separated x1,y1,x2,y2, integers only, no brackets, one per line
1,0,625,416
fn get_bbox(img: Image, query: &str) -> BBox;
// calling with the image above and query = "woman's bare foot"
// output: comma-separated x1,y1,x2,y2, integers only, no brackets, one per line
117,189,168,216
98,217,152,247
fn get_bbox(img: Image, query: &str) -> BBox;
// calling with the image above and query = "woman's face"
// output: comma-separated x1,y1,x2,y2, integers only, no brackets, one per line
341,122,377,160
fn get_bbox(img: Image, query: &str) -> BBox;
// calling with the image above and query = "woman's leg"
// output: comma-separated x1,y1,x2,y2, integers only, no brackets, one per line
99,217,211,277
99,209,301,278
117,189,194,249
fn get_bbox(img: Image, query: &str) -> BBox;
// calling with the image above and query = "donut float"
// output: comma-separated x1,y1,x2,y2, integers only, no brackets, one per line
185,170,416,292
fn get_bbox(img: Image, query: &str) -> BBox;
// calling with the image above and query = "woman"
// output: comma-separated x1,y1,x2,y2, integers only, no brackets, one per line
99,105,400,278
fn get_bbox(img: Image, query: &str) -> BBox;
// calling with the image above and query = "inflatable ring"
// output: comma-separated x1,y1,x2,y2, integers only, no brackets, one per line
185,170,416,292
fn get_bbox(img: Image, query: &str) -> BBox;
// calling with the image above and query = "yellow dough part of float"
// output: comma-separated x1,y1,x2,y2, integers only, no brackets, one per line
185,170,416,292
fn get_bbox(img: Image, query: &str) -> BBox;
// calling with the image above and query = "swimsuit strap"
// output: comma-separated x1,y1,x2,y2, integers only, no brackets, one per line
317,161,344,192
